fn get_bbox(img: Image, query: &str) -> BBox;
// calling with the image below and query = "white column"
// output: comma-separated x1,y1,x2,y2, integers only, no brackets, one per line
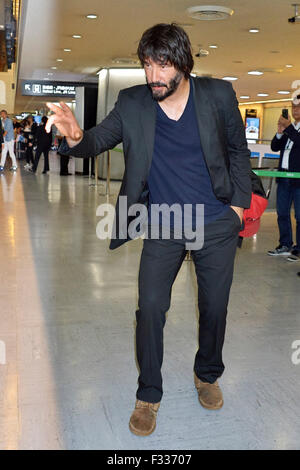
74,86,85,173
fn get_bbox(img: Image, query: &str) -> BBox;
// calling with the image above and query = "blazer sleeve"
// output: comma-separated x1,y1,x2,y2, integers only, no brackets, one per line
271,134,286,152
223,82,252,208
283,124,300,145
59,92,123,158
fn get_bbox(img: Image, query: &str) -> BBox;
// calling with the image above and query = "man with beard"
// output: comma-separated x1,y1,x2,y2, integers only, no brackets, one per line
46,23,252,436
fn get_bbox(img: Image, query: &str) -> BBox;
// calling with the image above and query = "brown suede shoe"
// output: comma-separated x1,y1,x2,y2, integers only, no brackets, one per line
129,399,160,436
194,374,224,410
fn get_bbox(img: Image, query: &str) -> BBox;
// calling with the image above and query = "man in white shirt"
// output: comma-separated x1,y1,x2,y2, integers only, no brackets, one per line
268,97,300,260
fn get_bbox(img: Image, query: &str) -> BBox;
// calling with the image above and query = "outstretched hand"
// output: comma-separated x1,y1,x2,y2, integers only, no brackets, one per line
46,102,83,147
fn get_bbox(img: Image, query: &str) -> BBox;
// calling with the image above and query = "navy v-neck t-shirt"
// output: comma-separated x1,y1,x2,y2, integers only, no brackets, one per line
147,80,228,230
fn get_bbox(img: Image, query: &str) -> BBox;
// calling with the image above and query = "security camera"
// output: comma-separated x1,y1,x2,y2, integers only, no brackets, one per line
288,15,300,22
288,4,300,23
195,49,209,58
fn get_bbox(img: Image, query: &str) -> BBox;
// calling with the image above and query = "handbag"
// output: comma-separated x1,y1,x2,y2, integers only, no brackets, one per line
239,171,268,238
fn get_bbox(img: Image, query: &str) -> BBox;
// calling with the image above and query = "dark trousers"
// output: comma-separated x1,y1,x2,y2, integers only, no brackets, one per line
135,207,241,403
60,154,70,175
26,145,34,165
277,179,300,250
32,147,49,173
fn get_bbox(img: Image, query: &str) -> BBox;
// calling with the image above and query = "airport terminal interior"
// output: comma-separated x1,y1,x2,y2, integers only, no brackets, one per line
0,0,300,450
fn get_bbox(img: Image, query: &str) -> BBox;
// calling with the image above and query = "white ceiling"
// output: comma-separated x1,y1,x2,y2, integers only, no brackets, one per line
15,0,300,112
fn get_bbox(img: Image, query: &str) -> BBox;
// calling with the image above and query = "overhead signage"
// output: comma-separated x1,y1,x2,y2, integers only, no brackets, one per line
21,80,77,97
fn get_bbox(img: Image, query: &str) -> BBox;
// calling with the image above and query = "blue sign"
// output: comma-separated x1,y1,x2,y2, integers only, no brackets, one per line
246,117,260,140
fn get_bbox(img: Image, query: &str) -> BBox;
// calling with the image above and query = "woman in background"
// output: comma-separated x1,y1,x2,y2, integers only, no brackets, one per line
23,116,37,169
30,116,52,174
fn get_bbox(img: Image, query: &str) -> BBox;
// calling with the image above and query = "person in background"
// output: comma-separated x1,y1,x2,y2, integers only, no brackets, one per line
15,126,24,140
23,119,32,168
56,129,71,175
0,110,18,172
15,126,26,160
0,115,3,147
268,96,300,262
29,116,52,174
13,118,21,130
23,115,37,170
13,119,21,156
20,118,27,128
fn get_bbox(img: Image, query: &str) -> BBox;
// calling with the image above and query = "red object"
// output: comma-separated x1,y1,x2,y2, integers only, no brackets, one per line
239,193,268,238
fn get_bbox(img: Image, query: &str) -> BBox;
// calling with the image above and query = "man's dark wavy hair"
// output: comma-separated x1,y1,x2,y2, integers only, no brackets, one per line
137,23,194,79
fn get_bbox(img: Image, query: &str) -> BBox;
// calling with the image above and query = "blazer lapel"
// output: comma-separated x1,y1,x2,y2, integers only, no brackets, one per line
191,77,220,165
139,90,157,173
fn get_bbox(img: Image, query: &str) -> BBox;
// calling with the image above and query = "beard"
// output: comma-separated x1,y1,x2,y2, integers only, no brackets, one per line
147,71,184,102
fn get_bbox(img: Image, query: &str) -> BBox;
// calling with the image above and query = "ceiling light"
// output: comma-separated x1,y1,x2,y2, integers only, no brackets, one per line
277,91,290,94
286,64,293,68
56,59,63,62
195,48,209,57
51,66,57,70
72,35,82,39
86,14,98,19
249,28,260,33
240,95,250,99
209,44,218,48
222,76,238,81
64,48,71,52
248,70,264,75
187,5,234,20
257,93,269,96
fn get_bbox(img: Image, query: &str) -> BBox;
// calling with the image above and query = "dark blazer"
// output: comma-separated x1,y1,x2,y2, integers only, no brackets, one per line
60,76,252,249
271,124,300,187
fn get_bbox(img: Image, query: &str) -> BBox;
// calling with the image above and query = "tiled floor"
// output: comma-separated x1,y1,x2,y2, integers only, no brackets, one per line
0,153,300,450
